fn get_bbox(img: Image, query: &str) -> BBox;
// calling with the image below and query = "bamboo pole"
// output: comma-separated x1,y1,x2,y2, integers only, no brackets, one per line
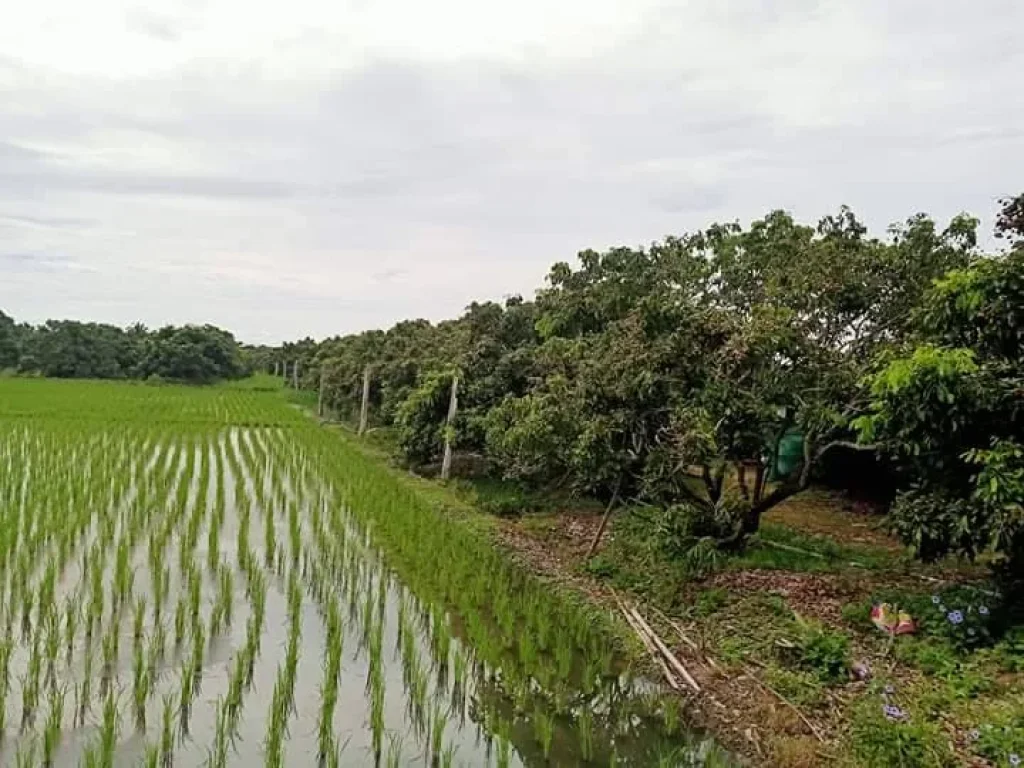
612,592,681,691
317,368,325,418
628,606,702,693
440,374,459,481
585,480,621,558
358,366,371,435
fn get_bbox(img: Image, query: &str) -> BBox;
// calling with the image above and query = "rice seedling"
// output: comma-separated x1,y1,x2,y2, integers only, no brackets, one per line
132,644,152,731
370,665,386,761
41,682,66,766
263,670,288,768
63,599,78,667
219,564,234,629
160,692,176,766
97,688,121,767
0,639,12,694
208,696,230,768
440,740,458,768
177,661,195,739
0,378,704,768
14,734,38,768
317,610,343,764
385,731,404,768
662,696,681,737
78,652,93,726
579,707,595,760
173,596,187,649
207,509,221,575
429,700,449,766
496,719,512,768
534,706,555,759
21,635,42,730
190,618,206,693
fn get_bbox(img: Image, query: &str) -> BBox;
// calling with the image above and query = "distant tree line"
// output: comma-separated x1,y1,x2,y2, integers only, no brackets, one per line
268,196,1024,587
0,315,248,384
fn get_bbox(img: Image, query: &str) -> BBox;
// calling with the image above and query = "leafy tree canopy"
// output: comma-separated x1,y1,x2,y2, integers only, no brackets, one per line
0,313,248,384
856,207,1023,583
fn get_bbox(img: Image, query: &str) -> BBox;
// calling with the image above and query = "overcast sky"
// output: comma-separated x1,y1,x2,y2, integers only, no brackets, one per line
1,1,1021,344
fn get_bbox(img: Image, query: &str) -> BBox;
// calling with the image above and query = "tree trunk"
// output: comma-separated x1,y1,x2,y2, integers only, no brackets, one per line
292,360,300,389
701,465,722,503
798,434,815,488
735,436,877,541
754,461,767,504
737,462,750,501
440,374,459,481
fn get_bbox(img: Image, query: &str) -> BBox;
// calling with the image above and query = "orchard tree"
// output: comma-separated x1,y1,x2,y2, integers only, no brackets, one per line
138,325,246,383
487,207,978,548
856,199,1023,587
0,310,19,369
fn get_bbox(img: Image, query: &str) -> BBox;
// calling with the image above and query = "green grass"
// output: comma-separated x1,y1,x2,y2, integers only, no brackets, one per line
218,372,285,391
736,523,898,572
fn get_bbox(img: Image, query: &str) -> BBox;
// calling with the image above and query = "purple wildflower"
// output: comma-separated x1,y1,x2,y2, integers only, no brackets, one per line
978,605,989,616
947,610,964,625
883,704,907,721
931,595,942,605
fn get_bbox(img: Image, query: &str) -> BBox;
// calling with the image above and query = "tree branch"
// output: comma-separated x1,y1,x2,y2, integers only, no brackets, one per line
814,440,878,458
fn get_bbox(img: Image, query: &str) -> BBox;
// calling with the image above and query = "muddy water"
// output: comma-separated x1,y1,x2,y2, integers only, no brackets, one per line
0,425,728,767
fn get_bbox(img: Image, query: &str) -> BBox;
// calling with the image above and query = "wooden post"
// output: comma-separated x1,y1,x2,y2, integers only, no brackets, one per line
273,360,279,377
585,480,621,558
292,360,300,389
357,366,371,435
317,368,326,419
440,374,459,481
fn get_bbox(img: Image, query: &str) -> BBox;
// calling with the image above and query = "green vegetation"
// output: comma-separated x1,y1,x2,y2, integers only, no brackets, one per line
267,195,1022,591
0,315,248,383
0,377,720,766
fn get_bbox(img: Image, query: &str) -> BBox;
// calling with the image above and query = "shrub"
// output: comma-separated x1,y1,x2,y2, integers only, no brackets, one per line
762,666,825,708
974,716,1024,768
849,697,954,767
473,483,540,517
841,600,871,627
584,555,617,580
779,617,850,683
645,501,746,578
996,626,1024,672
395,371,453,465
872,585,1001,652
693,588,730,618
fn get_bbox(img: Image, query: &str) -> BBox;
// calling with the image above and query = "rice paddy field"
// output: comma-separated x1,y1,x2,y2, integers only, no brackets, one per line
0,378,725,767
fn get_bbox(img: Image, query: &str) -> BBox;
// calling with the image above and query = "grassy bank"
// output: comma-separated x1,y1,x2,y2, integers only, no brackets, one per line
324,422,1024,768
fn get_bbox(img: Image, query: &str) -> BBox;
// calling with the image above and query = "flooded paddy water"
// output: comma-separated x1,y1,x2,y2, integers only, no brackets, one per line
0,381,730,766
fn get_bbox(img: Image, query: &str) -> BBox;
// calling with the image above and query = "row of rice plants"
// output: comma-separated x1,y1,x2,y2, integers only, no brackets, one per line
0,379,721,766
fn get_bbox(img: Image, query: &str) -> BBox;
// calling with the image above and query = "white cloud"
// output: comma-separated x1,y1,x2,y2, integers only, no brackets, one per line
0,0,1022,343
